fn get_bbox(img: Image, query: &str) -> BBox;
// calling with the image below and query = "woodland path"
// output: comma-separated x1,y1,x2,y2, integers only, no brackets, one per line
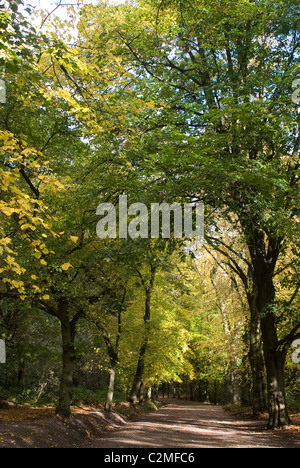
89,399,300,449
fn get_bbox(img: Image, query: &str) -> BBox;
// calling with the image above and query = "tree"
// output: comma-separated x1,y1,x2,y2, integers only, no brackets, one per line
128,253,157,405
87,251,130,412
1,0,299,431
0,0,92,415
95,0,299,428
205,222,266,415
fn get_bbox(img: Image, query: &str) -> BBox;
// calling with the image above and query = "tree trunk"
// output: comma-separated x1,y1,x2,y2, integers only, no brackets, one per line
146,387,152,401
139,376,144,405
243,227,289,428
225,366,241,405
17,355,26,388
248,306,266,416
128,338,148,405
254,264,290,428
56,304,76,418
129,273,154,405
260,311,290,429
99,301,123,412
105,363,117,412
190,381,195,401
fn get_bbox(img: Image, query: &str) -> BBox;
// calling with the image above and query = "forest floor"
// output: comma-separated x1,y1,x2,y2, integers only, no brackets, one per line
0,399,299,448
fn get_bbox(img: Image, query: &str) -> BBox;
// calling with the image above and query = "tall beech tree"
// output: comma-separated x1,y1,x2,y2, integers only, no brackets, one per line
206,230,266,415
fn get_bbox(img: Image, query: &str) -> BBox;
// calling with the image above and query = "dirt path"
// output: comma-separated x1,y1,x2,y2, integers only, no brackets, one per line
89,400,300,449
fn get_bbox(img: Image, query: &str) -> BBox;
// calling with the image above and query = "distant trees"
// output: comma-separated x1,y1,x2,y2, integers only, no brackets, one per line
89,0,299,428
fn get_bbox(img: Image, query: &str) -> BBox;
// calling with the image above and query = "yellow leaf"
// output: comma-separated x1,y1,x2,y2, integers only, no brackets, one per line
21,224,36,231
12,266,23,276
62,263,72,271
31,275,38,280
0,238,11,246
11,280,24,289
70,236,79,243
40,259,47,266
2,207,15,216
34,251,42,259
32,240,41,247
42,295,50,300
6,255,15,265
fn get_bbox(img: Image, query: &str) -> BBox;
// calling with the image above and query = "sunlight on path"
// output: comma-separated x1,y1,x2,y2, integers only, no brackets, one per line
89,401,300,449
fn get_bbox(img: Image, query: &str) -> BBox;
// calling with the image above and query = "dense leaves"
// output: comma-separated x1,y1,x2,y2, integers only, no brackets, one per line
0,0,299,428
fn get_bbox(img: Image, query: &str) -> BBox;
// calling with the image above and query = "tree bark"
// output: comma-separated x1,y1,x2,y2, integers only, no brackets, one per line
146,387,152,401
225,366,241,405
128,338,148,405
207,243,267,415
241,223,290,428
95,326,120,412
100,300,124,412
260,311,290,429
105,362,117,412
17,355,26,388
139,376,145,405
129,265,156,405
254,261,290,428
248,305,266,416
40,297,83,418
56,300,76,418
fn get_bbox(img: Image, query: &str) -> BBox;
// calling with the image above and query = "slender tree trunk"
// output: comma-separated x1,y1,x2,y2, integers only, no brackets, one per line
248,305,266,416
146,387,152,401
128,338,148,405
98,292,124,413
103,327,121,412
139,376,144,405
17,355,26,388
105,362,117,412
225,365,241,405
176,382,181,399
190,381,194,401
56,302,76,418
213,380,218,405
129,268,155,405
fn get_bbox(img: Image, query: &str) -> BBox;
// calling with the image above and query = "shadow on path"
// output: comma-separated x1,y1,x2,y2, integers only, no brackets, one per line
89,400,299,449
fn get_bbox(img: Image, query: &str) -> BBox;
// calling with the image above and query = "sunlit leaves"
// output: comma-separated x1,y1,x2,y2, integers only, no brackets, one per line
0,129,60,296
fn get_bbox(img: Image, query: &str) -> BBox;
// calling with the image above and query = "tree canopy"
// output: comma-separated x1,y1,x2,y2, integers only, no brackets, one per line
0,0,299,430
